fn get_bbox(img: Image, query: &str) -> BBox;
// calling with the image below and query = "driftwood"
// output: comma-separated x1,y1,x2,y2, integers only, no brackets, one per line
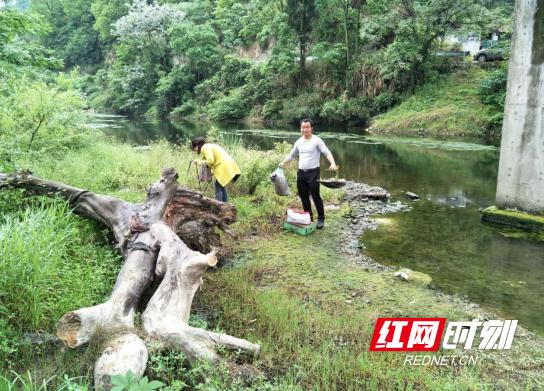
0,169,259,390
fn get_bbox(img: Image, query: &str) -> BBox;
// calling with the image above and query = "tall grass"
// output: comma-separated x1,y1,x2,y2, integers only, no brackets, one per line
0,201,120,333
0,371,89,391
0,198,121,380
10,135,333,237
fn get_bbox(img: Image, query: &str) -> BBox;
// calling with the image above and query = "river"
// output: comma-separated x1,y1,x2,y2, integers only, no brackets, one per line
90,115,544,335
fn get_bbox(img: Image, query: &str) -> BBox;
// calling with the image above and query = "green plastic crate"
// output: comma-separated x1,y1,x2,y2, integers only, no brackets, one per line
282,221,317,236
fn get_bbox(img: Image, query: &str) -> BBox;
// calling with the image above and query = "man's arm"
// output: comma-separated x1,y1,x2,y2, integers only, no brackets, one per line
317,139,337,171
325,152,338,171
279,144,298,167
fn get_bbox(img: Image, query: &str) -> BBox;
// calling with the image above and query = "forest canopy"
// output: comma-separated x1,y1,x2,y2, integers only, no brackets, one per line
1,0,513,133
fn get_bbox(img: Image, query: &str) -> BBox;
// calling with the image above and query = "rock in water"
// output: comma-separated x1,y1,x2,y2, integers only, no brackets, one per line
342,181,390,202
405,191,420,200
394,268,432,288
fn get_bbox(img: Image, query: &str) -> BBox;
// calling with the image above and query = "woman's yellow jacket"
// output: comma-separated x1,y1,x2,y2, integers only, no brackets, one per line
199,143,241,187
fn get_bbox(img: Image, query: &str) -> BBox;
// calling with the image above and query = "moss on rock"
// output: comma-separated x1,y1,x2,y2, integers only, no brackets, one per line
481,206,544,232
393,268,433,288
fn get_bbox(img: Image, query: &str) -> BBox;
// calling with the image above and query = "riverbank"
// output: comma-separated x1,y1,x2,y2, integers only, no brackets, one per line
89,66,502,144
196,182,544,390
369,67,497,140
1,138,543,389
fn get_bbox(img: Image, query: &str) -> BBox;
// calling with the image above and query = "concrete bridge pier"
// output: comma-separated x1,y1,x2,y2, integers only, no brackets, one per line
483,0,544,230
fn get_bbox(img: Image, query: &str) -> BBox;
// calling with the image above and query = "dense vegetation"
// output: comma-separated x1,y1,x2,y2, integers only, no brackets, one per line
2,0,536,390
371,65,507,140
2,0,513,134
2,136,543,390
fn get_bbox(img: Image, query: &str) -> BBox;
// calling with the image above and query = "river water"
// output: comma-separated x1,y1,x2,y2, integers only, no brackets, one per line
91,115,544,335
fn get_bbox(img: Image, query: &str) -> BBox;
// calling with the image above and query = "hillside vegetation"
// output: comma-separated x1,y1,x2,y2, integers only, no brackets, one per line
2,0,512,136
370,65,507,140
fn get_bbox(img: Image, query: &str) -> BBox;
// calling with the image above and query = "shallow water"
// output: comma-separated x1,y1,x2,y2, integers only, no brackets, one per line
90,115,544,335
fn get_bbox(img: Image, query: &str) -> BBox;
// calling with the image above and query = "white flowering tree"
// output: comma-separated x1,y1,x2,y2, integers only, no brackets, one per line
113,0,185,61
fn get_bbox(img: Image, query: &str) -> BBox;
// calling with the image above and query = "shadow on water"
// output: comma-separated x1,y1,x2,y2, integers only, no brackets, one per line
89,115,544,335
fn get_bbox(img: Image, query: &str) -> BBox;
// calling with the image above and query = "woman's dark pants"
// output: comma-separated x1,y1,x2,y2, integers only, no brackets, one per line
215,181,228,202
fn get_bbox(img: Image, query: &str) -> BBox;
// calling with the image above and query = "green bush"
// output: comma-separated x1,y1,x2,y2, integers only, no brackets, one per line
0,75,89,165
219,55,251,89
478,65,507,110
170,100,197,117
206,89,248,121
237,153,278,195
280,93,324,123
243,64,296,106
320,97,370,124
478,65,507,137
108,64,158,115
82,69,113,110
262,99,284,120
194,76,222,105
155,65,195,118
372,92,400,113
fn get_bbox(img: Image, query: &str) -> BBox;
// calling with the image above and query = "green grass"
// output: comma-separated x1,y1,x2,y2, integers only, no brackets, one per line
194,209,544,390
0,136,336,388
9,136,340,237
0,202,118,332
0,371,90,391
0,198,120,388
371,67,493,139
2,136,543,390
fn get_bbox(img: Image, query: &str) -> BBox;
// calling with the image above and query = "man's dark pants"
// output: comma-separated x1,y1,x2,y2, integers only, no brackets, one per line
297,167,324,222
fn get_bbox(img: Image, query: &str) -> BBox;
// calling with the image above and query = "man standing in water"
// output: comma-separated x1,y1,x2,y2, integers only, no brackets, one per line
280,118,338,229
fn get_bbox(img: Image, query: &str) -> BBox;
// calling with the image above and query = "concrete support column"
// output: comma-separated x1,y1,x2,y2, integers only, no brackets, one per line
496,0,544,213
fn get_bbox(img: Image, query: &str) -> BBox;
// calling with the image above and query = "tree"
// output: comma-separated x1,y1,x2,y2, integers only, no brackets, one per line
0,76,87,165
336,0,366,81
352,0,364,58
362,0,487,91
0,8,61,69
105,0,187,115
31,0,103,68
286,0,316,86
338,0,352,68
0,169,259,390
113,0,185,65
170,22,221,81
213,0,247,48
90,0,128,43
155,65,195,117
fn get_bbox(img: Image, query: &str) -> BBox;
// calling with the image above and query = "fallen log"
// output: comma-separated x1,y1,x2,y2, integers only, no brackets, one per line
0,169,259,390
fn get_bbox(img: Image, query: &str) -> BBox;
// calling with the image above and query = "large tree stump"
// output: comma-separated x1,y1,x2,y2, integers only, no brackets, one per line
0,169,259,390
